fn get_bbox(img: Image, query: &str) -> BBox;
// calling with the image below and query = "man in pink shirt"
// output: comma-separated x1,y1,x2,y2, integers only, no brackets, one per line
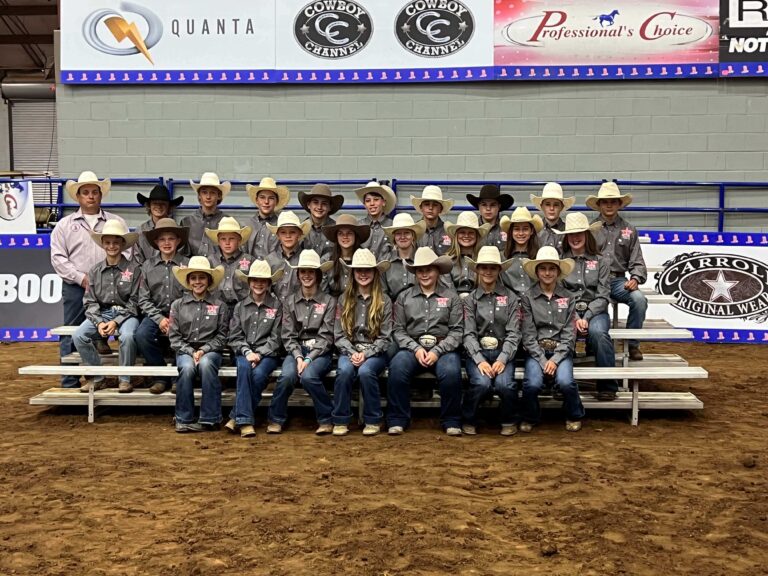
50,171,129,388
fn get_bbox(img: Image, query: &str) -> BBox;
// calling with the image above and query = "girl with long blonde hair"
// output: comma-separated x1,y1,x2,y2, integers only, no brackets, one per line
445,211,490,297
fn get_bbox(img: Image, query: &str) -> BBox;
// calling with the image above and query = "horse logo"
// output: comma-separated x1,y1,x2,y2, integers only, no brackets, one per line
593,10,619,27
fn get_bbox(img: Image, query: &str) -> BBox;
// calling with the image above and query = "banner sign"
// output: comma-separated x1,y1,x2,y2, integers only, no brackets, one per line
0,180,37,234
60,0,741,84
719,0,768,77
0,235,64,342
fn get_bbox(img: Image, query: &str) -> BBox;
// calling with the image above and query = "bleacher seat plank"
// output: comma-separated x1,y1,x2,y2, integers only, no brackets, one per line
609,328,693,340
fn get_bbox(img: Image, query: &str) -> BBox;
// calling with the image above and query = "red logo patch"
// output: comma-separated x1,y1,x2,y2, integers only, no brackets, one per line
313,303,327,314
239,258,250,270
436,297,449,308
586,260,597,270
206,305,219,315
441,235,451,245
120,269,134,282
496,296,508,307
265,308,276,319
556,297,569,310
500,231,507,242
621,227,633,240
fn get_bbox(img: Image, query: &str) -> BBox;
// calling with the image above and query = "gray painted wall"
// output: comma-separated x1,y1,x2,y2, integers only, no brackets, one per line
56,79,768,231
0,99,9,171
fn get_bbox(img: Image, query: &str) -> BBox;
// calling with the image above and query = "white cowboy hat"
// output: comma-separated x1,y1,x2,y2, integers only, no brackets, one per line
65,171,111,202
522,246,575,281
411,185,454,213
173,256,225,291
189,172,231,198
585,181,633,211
289,249,334,272
246,177,290,211
341,248,391,273
530,182,576,211
204,216,252,246
405,246,453,274
383,212,427,241
89,219,138,249
553,212,603,236
445,211,491,238
500,206,544,233
235,259,284,283
467,245,514,272
354,181,397,215
266,210,312,238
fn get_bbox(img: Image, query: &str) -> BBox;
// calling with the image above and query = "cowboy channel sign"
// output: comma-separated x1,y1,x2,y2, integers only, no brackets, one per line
60,0,751,84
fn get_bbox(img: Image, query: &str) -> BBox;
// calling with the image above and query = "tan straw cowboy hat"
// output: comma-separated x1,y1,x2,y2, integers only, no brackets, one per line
522,246,575,281
289,249,334,272
322,213,371,243
585,181,633,211
553,212,603,236
246,177,290,211
405,246,453,274
65,171,111,202
467,245,514,272
89,219,138,249
299,183,344,215
530,182,576,211
204,216,252,246
173,256,225,290
144,218,189,249
341,248,391,273
445,211,491,238
500,206,544,233
354,181,397,215
383,212,426,241
190,172,231,198
411,185,454,213
266,211,312,238
235,259,284,283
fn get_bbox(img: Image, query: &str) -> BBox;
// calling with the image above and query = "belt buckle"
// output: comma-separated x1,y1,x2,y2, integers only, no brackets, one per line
480,336,499,350
418,334,437,350
539,338,558,352
575,301,588,313
354,343,372,353
302,339,316,349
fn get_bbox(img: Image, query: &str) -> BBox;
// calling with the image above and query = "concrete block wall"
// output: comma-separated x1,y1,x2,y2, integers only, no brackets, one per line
56,79,768,231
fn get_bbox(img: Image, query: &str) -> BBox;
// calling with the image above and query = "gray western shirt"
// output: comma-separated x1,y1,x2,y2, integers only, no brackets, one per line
265,248,302,301
521,283,577,368
592,214,648,284
561,249,610,321
359,215,393,261
180,208,228,257
245,212,279,259
418,217,452,256
382,256,415,300
537,218,566,253
282,290,337,360
302,216,335,260
482,219,507,252
169,292,229,355
208,249,254,305
334,292,393,358
463,283,521,366
228,292,283,358
83,255,140,326
450,255,476,295
501,252,535,297
138,253,190,323
393,284,463,357
322,258,351,298
133,219,191,266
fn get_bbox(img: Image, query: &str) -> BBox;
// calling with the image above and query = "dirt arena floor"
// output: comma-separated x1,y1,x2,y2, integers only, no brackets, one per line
0,341,766,575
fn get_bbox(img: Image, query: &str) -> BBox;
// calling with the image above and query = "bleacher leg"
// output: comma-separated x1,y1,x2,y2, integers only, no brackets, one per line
631,381,639,426
621,338,629,391
88,382,95,424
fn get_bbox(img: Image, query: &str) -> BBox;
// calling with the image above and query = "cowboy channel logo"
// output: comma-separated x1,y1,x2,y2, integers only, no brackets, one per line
294,0,373,59
0,182,29,222
395,0,475,57
82,1,163,64
656,252,768,321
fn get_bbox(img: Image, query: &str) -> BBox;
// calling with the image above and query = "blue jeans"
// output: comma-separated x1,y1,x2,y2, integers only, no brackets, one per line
522,353,585,424
462,349,519,426
268,350,332,425
230,355,280,426
73,309,139,383
175,351,223,425
387,349,462,430
586,312,618,393
60,282,85,388
610,276,648,349
136,317,171,381
334,354,388,425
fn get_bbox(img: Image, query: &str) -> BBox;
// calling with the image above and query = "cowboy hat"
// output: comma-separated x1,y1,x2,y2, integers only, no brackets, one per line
467,245,514,272
445,211,491,238
405,247,453,274
90,219,138,249
466,184,514,211
173,256,225,291
189,172,231,198
246,177,290,212
65,171,111,202
321,213,371,243
298,183,344,215
530,182,576,212
585,181,633,211
289,249,334,272
266,211,312,238
383,212,427,242
204,216,252,246
144,218,189,249
522,246,575,281
354,181,397,215
235,259,284,283
341,248,391,273
411,185,454,213
500,206,544,233
137,184,183,207
553,212,603,236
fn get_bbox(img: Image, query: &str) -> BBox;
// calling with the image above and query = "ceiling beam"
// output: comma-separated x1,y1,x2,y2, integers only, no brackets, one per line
0,34,54,45
0,6,58,16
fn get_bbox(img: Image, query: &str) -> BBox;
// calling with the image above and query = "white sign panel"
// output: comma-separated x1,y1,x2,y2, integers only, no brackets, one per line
0,181,37,235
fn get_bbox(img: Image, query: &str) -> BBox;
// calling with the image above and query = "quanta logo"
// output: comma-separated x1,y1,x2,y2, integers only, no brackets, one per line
395,0,474,58
83,1,163,64
294,0,373,59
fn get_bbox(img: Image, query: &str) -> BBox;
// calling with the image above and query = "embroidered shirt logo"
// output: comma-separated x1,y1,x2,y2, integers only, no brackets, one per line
496,296,508,306
436,297,449,308
586,260,597,270
556,297,569,309
621,227,633,240
265,308,276,319
206,304,219,315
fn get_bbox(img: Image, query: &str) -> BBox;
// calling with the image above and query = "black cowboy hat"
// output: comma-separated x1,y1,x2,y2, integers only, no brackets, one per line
137,184,184,207
466,184,514,211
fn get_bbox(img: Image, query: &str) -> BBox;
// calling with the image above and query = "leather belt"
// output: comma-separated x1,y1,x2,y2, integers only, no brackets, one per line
538,338,559,352
480,336,500,350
